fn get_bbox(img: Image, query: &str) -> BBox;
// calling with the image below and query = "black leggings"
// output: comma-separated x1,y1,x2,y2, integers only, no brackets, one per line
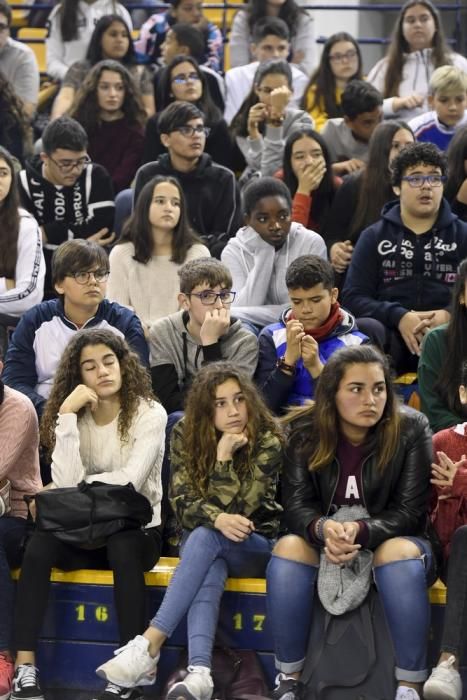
13,527,161,651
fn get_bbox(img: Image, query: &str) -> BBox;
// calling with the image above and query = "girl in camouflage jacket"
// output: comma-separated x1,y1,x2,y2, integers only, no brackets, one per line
97,361,283,700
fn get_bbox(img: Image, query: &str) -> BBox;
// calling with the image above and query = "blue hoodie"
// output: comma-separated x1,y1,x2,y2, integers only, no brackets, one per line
3,298,148,416
341,198,467,329
255,306,367,414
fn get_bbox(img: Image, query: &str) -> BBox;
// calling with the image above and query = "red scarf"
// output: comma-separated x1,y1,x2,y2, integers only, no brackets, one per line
289,302,344,342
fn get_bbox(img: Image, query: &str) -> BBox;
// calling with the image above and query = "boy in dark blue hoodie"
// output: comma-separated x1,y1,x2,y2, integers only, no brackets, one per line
255,255,367,414
342,142,467,373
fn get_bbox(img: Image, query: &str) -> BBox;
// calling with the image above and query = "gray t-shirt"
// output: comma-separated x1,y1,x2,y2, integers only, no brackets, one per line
321,118,370,164
0,38,40,107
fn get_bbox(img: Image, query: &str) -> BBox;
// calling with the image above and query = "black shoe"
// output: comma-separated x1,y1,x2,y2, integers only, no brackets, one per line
10,664,44,700
94,682,144,700
271,675,303,700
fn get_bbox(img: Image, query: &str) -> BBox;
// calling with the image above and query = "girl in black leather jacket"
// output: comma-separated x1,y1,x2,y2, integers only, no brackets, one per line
266,344,435,700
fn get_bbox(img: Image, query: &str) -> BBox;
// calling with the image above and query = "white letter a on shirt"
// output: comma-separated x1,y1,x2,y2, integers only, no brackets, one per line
345,475,360,500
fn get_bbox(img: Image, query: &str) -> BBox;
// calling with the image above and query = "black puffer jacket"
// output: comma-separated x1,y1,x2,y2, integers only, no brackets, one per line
283,406,434,550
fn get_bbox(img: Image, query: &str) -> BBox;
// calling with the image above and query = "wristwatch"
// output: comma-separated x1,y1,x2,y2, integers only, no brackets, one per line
276,356,296,374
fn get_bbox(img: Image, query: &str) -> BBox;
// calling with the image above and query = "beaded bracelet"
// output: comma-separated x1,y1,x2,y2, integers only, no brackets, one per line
315,516,330,543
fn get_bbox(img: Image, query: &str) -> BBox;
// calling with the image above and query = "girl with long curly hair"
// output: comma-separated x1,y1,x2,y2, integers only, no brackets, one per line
300,32,363,132
367,0,467,121
107,175,209,328
68,59,146,192
0,147,45,327
266,344,436,700
11,328,167,700
52,15,155,120
96,361,283,700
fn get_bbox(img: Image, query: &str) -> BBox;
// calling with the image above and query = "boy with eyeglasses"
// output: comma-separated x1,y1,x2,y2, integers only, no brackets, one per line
3,239,148,419
149,257,258,414
342,142,467,373
134,102,241,257
17,116,115,297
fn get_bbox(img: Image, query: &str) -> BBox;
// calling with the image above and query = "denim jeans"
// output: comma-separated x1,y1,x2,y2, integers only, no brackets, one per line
0,516,27,650
266,537,433,683
373,547,432,683
151,526,274,667
440,525,467,656
266,554,318,674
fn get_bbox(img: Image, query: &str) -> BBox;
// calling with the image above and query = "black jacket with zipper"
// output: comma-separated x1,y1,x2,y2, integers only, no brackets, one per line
283,406,435,551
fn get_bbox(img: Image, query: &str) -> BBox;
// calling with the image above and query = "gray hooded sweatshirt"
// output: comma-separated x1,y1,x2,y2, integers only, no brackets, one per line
221,221,327,327
148,310,258,413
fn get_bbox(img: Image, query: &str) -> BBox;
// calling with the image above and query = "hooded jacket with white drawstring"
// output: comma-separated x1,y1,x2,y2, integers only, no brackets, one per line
221,221,327,328
341,198,467,330
367,48,467,121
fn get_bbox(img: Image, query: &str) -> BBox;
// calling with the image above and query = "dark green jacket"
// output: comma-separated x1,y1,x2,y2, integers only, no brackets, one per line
419,325,463,433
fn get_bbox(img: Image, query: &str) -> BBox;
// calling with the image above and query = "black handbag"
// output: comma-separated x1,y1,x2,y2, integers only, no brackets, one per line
34,481,153,549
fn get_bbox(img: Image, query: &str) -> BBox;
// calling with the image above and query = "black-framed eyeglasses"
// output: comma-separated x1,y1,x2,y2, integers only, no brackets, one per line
67,269,110,285
49,154,91,174
173,125,210,138
171,72,201,85
189,290,236,305
329,49,358,63
401,174,446,188
0,22,9,31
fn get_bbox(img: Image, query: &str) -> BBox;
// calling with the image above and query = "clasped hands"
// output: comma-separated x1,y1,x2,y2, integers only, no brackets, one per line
283,319,323,377
322,520,361,565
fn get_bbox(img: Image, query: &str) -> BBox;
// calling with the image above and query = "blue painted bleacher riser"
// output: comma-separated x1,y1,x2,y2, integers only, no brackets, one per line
33,580,467,697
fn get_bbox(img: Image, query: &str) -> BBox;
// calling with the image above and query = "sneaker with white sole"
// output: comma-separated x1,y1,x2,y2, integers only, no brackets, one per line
167,666,214,700
424,656,462,700
394,687,420,700
96,635,159,688
10,664,44,700
93,682,144,699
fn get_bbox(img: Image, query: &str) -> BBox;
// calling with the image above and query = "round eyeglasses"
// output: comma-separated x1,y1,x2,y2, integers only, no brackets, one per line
66,269,110,285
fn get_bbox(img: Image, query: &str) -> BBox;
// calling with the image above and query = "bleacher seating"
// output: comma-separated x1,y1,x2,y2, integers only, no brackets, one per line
12,559,467,697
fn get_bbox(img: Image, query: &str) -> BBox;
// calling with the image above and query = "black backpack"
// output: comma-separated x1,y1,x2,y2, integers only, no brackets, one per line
301,588,396,700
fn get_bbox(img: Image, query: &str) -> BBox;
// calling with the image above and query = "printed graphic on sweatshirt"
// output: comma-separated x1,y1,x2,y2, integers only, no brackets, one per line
378,235,459,283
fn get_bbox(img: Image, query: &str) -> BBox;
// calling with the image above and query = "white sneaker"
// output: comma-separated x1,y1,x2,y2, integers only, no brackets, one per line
167,666,214,700
424,656,462,700
395,687,420,700
96,635,159,688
